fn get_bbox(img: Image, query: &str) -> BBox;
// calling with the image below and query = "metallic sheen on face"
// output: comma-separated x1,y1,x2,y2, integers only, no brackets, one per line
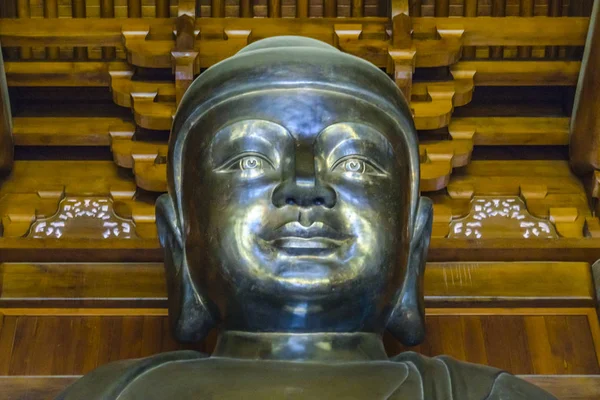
181,89,410,332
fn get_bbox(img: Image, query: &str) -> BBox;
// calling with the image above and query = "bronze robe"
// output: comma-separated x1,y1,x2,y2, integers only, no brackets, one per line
57,351,556,399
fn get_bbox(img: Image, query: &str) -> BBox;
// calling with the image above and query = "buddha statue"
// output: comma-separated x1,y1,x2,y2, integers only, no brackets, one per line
57,37,555,399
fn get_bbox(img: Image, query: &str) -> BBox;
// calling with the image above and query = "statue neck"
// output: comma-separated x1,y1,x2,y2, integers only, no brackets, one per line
212,331,388,362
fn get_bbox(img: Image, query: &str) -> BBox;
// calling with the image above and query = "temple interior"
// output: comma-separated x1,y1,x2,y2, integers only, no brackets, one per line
1,0,600,398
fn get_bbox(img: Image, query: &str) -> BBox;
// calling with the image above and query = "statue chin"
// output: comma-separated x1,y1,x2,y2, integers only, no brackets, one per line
55,36,558,400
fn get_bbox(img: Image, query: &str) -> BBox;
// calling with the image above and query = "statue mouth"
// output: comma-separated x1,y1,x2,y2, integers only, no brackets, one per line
270,237,345,256
261,221,352,256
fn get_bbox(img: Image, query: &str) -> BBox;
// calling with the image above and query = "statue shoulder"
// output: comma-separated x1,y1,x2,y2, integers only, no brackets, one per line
392,351,556,399
56,350,207,400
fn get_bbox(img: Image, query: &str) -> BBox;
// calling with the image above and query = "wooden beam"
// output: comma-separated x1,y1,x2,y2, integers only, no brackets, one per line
412,17,590,46
0,261,592,308
0,262,166,307
5,61,129,87
12,117,134,146
5,60,579,88
0,17,387,47
428,238,600,264
0,238,162,262
452,61,581,86
1,17,586,49
448,117,570,146
425,262,594,307
0,377,79,400
570,0,600,175
0,18,129,47
0,43,13,175
521,375,600,400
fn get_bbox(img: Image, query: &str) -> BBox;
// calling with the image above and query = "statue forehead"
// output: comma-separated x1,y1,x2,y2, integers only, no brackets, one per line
179,89,405,152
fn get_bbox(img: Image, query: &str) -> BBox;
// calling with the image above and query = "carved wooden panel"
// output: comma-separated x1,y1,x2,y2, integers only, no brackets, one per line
449,196,558,239
27,197,138,239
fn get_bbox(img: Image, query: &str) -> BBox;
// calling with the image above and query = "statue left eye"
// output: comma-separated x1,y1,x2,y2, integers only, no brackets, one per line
343,159,365,173
240,156,262,170
333,157,383,176
215,153,272,175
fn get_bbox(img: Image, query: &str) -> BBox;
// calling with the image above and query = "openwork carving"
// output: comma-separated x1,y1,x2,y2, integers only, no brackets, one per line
448,196,558,239
28,197,137,239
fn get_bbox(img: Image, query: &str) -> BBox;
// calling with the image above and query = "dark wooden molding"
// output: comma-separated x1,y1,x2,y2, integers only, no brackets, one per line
0,41,14,175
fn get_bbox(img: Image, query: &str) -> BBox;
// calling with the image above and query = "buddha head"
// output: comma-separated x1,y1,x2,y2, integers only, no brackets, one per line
156,37,433,347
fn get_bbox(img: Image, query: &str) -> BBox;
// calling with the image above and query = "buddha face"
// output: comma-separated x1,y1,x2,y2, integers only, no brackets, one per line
181,89,411,329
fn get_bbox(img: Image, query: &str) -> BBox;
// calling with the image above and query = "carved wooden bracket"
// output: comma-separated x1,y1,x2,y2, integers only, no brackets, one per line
172,14,198,106
387,13,415,102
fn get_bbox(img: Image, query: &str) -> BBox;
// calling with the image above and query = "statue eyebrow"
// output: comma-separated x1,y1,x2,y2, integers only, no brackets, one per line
209,120,293,167
325,138,392,170
316,123,394,167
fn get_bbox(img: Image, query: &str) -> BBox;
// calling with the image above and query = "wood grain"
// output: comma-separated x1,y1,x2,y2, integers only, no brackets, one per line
522,375,600,400
0,310,595,376
12,117,134,146
424,262,594,307
449,117,570,146
0,261,591,308
412,17,589,46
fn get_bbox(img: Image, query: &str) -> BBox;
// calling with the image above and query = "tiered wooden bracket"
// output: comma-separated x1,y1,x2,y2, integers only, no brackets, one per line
0,161,158,239
1,15,588,193
0,13,595,247
429,160,594,239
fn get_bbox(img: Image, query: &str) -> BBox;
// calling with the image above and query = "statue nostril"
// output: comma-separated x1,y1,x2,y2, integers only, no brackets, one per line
314,197,324,206
285,198,296,206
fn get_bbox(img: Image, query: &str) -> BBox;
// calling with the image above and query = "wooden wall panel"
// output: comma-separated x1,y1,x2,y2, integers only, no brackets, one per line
0,376,79,400
0,315,204,375
385,311,600,375
0,308,597,376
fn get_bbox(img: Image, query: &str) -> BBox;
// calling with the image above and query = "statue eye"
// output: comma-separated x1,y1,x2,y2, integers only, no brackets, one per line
240,156,262,170
343,159,365,173
332,156,384,176
216,153,273,176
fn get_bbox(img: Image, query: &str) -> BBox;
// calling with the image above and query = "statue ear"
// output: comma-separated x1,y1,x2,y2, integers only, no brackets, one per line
386,196,433,346
156,194,218,343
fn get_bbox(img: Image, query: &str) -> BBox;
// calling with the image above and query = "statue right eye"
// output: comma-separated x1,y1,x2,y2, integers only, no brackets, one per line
216,153,273,176
240,156,262,170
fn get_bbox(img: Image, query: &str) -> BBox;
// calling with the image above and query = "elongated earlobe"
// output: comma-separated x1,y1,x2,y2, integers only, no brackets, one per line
156,194,218,343
386,197,433,346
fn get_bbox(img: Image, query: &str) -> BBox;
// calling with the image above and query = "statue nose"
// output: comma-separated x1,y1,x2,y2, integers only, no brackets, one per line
272,178,337,208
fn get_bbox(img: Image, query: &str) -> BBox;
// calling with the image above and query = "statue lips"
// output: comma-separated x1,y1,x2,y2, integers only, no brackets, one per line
261,221,353,256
